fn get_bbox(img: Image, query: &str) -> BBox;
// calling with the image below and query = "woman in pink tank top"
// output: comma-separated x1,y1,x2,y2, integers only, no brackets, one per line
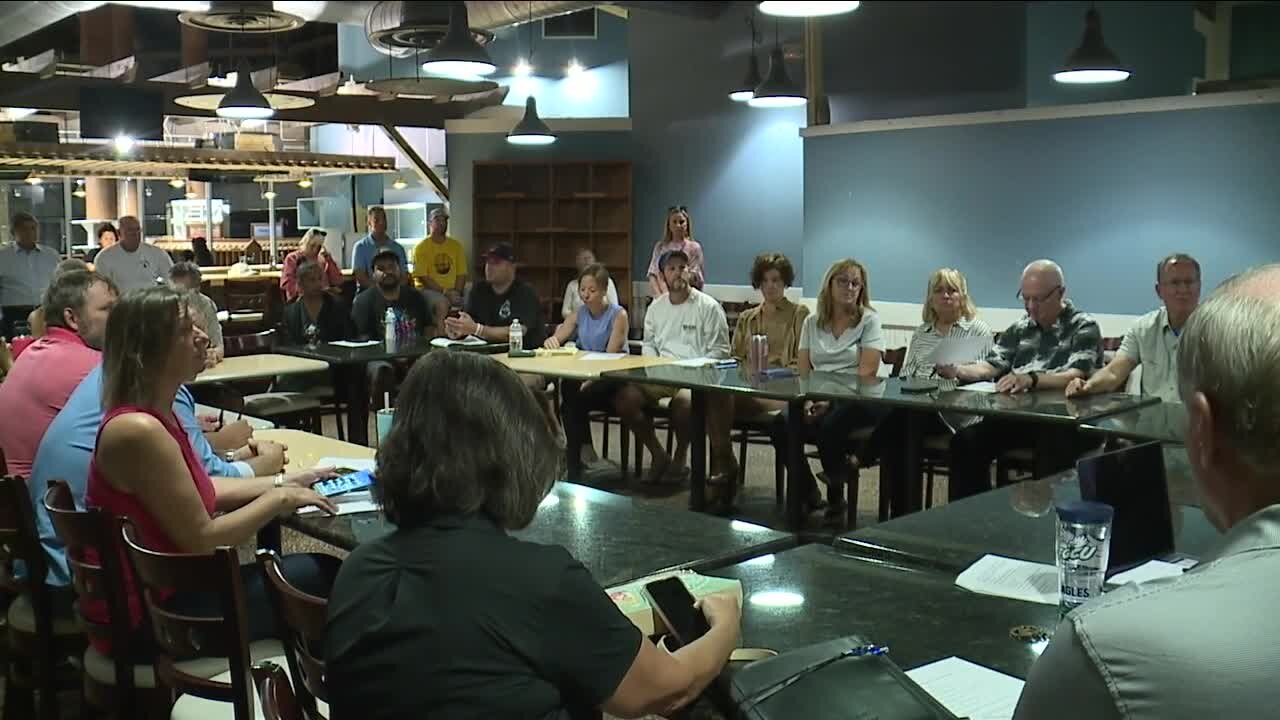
84,286,342,658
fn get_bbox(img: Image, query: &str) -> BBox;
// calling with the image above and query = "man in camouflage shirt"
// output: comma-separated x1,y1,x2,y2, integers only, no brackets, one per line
938,259,1103,500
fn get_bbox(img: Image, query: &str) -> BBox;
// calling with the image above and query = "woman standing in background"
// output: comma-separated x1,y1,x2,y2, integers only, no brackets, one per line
646,206,705,296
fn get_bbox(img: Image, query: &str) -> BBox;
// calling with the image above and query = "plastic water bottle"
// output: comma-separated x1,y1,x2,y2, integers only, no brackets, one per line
1055,501,1114,619
509,318,524,354
384,307,398,350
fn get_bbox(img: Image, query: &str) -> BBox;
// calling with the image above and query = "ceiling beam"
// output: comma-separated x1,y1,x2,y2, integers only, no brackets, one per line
379,124,448,201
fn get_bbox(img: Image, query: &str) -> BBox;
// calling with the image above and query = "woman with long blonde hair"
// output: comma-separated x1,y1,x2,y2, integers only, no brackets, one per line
646,206,705,296
772,258,887,522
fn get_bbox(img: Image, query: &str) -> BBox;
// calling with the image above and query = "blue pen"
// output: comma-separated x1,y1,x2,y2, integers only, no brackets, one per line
742,644,890,707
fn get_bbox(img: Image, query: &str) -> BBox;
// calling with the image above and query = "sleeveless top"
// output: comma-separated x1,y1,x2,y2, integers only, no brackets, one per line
84,404,218,652
575,302,623,352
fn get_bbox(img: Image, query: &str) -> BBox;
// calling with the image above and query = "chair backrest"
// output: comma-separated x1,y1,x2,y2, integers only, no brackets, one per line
252,661,303,720
43,481,141,708
121,522,256,720
225,329,276,357
884,346,907,378
0,474,52,617
257,549,327,719
225,280,270,313
192,382,247,416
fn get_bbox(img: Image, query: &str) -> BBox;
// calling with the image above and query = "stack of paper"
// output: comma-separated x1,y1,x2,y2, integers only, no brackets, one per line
927,337,993,367
581,352,628,361
1105,559,1184,587
906,656,1025,720
955,554,1059,605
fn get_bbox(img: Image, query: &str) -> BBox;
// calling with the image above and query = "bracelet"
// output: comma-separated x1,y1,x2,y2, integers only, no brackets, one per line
273,472,286,488
1028,371,1039,389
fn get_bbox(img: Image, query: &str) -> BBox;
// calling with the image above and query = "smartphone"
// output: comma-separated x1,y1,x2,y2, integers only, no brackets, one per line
645,577,710,648
312,469,375,498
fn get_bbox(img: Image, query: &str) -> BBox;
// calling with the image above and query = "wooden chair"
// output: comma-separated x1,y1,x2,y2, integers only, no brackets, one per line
257,550,328,720
0,475,83,720
252,661,303,720
223,330,330,434
120,523,267,720
42,481,168,719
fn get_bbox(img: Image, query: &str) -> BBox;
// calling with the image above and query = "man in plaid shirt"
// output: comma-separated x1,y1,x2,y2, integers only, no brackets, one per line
938,259,1103,500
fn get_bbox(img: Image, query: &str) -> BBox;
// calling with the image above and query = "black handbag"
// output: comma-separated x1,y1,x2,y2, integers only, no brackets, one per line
727,636,959,720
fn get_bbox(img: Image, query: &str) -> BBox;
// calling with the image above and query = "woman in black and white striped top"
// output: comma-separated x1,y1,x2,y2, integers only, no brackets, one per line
874,268,994,508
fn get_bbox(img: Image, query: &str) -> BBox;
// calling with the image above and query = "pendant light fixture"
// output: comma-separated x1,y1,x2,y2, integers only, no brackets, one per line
508,2,557,146
169,177,186,189
392,176,408,190
73,179,87,198
749,21,806,108
1054,5,1130,84
297,177,313,189
217,59,275,119
422,1,496,77
729,13,762,102
758,1,860,18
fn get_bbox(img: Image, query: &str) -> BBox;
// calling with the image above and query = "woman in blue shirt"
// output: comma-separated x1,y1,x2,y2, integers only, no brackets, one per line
545,263,628,353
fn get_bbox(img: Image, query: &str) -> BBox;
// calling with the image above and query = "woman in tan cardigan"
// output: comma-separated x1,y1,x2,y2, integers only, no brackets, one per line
708,253,809,510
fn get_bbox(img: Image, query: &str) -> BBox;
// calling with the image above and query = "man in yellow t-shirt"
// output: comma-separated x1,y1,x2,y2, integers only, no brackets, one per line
412,208,468,322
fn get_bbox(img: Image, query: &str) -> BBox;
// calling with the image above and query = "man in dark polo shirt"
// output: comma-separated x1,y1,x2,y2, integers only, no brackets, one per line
445,241,545,348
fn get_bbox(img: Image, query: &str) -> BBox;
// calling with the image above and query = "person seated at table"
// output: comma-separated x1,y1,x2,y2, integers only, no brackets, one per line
770,258,885,520
871,268,993,511
938,260,1102,501
84,223,117,264
83,285,340,660
620,250,731,485
1014,263,1280,720
562,247,619,319
326,351,742,720
545,263,629,466
411,208,467,323
12,258,91,358
352,250,434,409
445,242,558,432
0,270,117,481
647,206,705,296
281,229,344,303
285,260,353,346
352,206,407,290
169,261,224,366
1066,253,1201,402
190,236,216,267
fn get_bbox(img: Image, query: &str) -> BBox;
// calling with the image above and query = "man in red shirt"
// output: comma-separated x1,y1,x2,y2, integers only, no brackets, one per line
0,270,117,480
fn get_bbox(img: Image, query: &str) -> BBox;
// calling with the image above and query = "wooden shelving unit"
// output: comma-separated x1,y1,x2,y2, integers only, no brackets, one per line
474,160,633,321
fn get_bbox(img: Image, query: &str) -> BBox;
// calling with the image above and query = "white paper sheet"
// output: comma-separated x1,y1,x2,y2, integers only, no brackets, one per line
958,381,999,393
328,340,380,348
672,358,716,367
429,336,486,348
906,656,1025,720
928,337,993,367
955,554,1059,605
296,490,377,516
581,352,628,361
1105,559,1184,587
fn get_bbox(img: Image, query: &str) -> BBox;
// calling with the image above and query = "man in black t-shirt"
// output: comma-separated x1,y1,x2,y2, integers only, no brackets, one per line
351,250,435,409
352,250,435,341
445,242,556,432
446,242,545,348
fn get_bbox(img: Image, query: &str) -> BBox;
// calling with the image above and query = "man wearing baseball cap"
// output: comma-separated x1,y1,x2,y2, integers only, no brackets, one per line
412,207,467,322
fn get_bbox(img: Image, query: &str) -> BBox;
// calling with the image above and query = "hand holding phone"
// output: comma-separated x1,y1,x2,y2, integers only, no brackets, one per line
645,577,711,648
312,469,375,498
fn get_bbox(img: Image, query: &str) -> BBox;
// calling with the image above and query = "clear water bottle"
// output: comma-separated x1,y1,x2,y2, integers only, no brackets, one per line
1054,500,1114,619
509,318,524,354
304,323,319,348
384,307,398,350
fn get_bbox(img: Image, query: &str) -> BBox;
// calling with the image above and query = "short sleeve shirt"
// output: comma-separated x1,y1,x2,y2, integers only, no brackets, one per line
351,288,433,341
0,243,59,307
92,243,174,293
986,300,1102,376
412,235,468,291
351,235,408,276
1116,307,1181,401
466,279,546,348
325,515,643,720
798,310,886,373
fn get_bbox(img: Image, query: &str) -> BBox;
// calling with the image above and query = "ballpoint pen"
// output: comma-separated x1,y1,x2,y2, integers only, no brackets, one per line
740,644,890,707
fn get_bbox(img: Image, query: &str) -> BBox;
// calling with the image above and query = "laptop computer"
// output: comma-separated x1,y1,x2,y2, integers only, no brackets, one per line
1077,440,1176,576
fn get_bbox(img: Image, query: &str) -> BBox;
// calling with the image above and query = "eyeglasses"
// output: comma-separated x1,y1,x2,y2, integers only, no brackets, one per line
832,277,862,289
1017,285,1063,304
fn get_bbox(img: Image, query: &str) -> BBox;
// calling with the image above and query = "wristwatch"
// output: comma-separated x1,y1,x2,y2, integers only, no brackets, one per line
273,472,287,488
1027,371,1039,389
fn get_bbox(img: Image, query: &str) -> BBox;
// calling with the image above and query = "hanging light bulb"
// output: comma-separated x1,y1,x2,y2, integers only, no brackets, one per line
566,59,584,76
73,179,87,198
113,134,136,154
144,185,153,198
24,175,43,185
507,96,557,146
513,59,533,77
185,191,198,199
749,40,806,108
217,59,275,119
421,1,496,77
262,188,278,200
297,177,313,189
391,176,409,190
758,1,860,17
169,177,186,189
1054,7,1131,84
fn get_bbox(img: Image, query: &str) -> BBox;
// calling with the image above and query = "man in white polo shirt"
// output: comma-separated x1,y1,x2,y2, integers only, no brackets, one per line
0,211,59,338
1066,253,1200,402
614,250,732,487
92,215,173,293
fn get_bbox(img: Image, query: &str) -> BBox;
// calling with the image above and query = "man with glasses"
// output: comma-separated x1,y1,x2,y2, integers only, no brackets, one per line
938,259,1102,500
1066,253,1200,402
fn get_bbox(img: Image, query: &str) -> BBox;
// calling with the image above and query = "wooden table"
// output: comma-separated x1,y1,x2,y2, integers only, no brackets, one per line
256,428,374,472
191,354,330,385
492,352,672,481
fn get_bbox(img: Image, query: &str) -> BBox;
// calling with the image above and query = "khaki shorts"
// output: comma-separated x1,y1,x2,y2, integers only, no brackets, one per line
638,383,681,405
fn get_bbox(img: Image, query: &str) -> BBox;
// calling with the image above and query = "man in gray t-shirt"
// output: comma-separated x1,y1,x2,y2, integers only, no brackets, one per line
92,215,174,293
